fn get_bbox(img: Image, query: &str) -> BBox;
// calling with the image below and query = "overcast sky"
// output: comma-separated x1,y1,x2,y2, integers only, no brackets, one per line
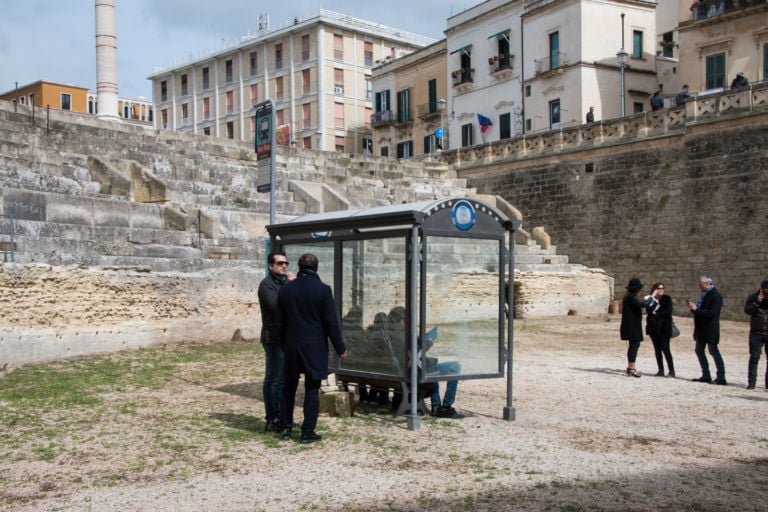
0,0,478,99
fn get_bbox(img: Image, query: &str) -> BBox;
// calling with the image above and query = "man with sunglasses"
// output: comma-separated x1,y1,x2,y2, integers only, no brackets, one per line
258,252,293,433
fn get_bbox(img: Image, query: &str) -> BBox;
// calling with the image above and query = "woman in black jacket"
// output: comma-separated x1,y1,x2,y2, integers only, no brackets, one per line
620,277,653,377
646,282,675,377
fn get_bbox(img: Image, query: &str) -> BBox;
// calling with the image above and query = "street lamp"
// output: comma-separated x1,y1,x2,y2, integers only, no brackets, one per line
616,48,628,118
437,97,446,150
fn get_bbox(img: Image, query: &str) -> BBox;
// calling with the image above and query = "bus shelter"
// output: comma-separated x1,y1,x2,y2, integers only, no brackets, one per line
266,197,520,430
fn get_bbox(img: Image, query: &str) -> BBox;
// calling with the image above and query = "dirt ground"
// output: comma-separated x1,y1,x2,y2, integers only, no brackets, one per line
2,313,768,512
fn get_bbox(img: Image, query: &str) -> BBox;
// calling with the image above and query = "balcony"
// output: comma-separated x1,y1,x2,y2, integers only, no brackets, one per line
395,111,412,125
689,0,766,21
371,110,394,127
488,54,514,74
417,102,441,120
451,68,474,87
534,52,568,77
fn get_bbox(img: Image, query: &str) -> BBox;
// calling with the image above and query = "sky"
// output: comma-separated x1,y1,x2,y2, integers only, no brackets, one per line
0,0,479,99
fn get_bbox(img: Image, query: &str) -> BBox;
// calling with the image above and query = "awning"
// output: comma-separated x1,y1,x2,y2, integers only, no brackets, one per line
449,44,472,55
487,30,510,40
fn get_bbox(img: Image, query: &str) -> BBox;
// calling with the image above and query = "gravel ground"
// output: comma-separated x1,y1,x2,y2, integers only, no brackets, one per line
3,314,768,512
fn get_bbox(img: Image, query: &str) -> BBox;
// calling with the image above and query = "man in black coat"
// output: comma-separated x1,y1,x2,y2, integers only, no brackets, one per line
687,275,726,385
277,253,347,444
744,280,768,389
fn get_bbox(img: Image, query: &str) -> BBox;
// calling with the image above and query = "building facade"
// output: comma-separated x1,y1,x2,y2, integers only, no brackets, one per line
148,9,434,154
371,39,448,157
0,81,89,113
676,0,768,93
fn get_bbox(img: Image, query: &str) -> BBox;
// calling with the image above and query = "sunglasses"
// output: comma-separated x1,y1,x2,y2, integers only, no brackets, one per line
273,261,289,266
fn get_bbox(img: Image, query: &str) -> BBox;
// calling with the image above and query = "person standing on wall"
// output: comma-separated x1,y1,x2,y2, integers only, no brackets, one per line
688,275,726,385
620,278,654,378
744,279,768,389
645,281,675,377
257,252,293,433
278,253,348,444
586,106,595,123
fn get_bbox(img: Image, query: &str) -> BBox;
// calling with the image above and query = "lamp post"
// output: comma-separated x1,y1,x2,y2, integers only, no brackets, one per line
616,13,627,118
437,97,446,150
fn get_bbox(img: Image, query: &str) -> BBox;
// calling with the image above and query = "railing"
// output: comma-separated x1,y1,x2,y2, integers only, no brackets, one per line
451,68,474,87
371,110,394,126
534,52,568,75
417,102,440,119
689,0,766,21
441,81,768,169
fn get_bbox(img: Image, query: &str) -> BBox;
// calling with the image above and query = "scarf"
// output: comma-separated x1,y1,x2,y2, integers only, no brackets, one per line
697,285,715,308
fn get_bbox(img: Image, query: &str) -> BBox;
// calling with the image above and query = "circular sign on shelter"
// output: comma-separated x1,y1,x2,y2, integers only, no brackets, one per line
451,200,476,231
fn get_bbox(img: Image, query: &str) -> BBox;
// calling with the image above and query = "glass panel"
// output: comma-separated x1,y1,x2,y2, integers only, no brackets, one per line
423,236,501,379
281,243,335,289
338,237,408,378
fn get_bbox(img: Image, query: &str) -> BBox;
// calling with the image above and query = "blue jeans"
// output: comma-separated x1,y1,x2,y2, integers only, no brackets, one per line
262,342,284,423
430,360,460,407
694,339,725,381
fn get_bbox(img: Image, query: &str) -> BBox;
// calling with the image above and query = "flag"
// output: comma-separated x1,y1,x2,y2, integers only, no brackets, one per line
477,113,493,133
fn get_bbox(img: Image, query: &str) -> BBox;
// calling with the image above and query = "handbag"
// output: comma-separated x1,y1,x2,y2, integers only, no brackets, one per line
670,322,680,339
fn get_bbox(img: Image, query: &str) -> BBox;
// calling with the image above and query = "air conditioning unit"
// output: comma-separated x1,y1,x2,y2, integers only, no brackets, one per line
334,86,344,95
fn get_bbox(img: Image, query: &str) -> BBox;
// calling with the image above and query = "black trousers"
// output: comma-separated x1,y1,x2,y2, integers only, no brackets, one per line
282,357,322,435
626,339,641,363
650,333,675,373
747,332,768,387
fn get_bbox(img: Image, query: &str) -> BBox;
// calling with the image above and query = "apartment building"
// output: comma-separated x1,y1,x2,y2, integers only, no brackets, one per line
676,0,768,93
371,39,448,157
0,81,89,113
148,9,434,154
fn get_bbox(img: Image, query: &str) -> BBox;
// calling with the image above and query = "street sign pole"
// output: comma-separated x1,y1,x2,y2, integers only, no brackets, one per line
254,99,276,225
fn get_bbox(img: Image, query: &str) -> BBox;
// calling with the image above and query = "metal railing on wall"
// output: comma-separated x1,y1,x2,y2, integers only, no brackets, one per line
0,214,15,263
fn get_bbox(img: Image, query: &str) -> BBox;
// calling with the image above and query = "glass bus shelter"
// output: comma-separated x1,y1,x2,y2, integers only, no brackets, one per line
266,197,520,429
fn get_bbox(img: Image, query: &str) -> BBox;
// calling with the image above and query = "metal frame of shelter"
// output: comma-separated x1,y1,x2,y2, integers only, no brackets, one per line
266,197,520,430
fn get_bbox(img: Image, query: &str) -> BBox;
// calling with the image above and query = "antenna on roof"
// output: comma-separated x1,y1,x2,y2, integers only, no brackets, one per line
257,13,270,32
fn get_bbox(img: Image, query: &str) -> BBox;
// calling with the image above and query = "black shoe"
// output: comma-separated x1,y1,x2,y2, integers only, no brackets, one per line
436,406,464,419
430,405,440,416
280,428,292,441
692,376,712,383
746,383,756,390
265,419,283,433
667,371,676,378
714,378,727,386
299,431,322,444
654,370,664,377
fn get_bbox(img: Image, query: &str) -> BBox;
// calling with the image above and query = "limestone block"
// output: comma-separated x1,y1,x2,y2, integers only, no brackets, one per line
319,390,355,417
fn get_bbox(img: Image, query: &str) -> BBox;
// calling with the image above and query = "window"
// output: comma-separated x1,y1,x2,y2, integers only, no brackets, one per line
362,138,372,155
276,77,284,101
428,79,437,113
424,134,437,154
19,96,25,105
60,93,71,111
202,67,209,90
549,32,559,70
334,102,345,128
250,84,258,105
226,121,234,139
88,98,95,114
662,31,674,58
632,30,643,59
375,90,390,112
303,136,311,149
161,109,168,128
461,123,473,147
203,126,210,136
380,146,389,157
181,74,188,95
364,41,373,66
396,140,413,158
276,109,284,126
460,50,472,82
335,135,345,152
397,88,411,123
302,35,310,61
500,113,511,139
226,91,234,114
303,103,311,128
365,79,372,100
225,59,233,83
525,118,532,131
28,93,34,106
302,69,311,94
705,52,726,89
161,81,167,101
549,99,561,129
334,34,343,60
334,68,344,95
495,31,511,70
275,44,283,69
525,85,531,97
181,103,189,124
203,97,210,119
250,52,258,75
633,102,644,114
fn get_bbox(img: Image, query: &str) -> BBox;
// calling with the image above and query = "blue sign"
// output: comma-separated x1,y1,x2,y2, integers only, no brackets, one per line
435,127,444,139
451,200,476,231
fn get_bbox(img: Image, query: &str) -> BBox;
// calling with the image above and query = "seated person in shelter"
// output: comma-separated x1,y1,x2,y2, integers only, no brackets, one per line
358,311,392,405
421,326,464,419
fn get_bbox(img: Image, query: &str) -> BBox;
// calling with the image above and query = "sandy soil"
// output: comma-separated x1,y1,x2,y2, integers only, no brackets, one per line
2,314,767,512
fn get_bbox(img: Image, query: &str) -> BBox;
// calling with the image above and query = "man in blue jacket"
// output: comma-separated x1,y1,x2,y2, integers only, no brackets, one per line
277,253,347,444
687,276,726,385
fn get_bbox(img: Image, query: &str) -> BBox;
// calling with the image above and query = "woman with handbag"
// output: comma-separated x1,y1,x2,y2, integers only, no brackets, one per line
646,282,676,377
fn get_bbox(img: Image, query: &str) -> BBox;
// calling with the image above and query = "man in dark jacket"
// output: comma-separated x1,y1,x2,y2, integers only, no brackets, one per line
278,253,347,444
687,275,726,385
257,252,293,432
744,280,768,389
